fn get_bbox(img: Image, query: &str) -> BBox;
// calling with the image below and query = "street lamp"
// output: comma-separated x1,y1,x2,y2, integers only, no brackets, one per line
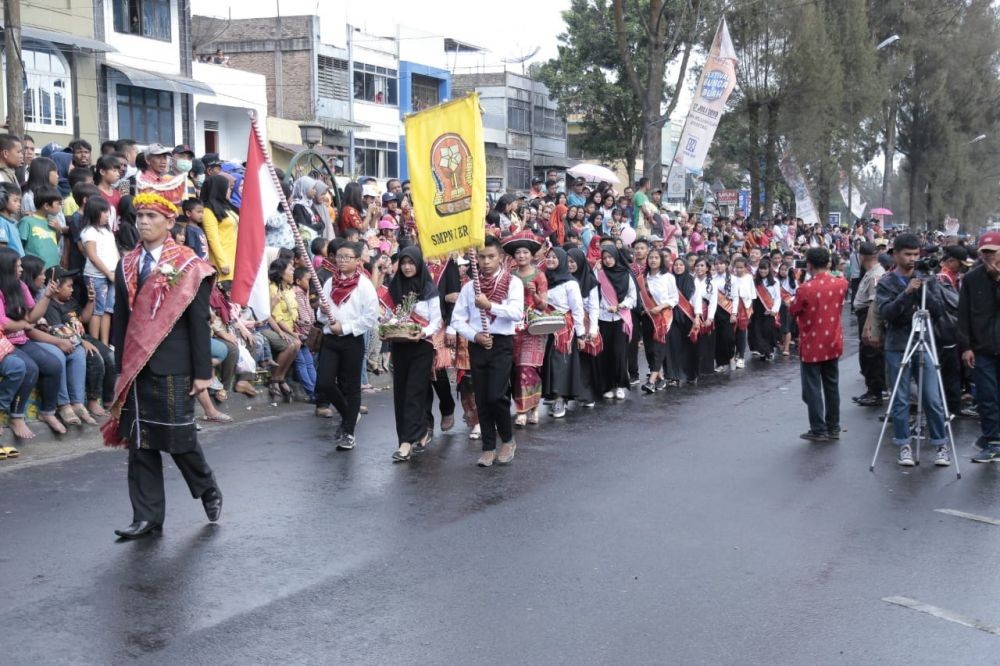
298,123,325,149
288,123,342,207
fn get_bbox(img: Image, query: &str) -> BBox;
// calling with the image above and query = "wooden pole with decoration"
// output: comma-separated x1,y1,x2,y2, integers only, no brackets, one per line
466,247,490,334
247,112,335,324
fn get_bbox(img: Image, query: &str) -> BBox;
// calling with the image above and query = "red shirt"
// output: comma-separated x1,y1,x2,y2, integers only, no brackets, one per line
789,272,849,363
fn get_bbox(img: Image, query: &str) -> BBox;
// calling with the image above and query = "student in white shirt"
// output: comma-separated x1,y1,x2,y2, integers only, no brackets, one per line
387,246,442,463
567,247,601,407
596,244,637,400
540,247,585,418
749,258,781,361
730,256,755,368
451,236,524,467
638,248,678,393
79,196,120,346
692,257,719,375
315,241,379,451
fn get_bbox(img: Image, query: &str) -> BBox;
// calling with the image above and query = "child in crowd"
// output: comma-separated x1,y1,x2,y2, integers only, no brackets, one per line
176,199,207,259
19,186,63,269
310,237,326,269
0,182,24,256
292,266,317,400
79,196,119,345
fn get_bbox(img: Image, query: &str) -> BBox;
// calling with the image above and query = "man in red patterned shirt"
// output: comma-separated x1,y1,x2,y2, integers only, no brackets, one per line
789,247,850,441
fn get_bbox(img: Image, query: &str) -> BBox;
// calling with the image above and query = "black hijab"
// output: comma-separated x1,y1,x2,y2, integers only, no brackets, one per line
600,243,632,302
546,248,573,288
568,247,598,296
388,245,438,305
673,260,695,299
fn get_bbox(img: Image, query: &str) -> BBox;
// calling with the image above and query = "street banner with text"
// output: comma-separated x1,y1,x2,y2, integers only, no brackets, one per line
405,94,487,258
674,18,738,172
779,152,820,227
837,170,867,220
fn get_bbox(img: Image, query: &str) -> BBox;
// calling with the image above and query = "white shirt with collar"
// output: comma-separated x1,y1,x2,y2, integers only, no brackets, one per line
316,273,379,337
692,276,718,320
141,243,164,268
450,272,524,341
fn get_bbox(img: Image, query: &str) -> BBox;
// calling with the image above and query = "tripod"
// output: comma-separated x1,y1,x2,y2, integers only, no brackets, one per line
869,279,961,478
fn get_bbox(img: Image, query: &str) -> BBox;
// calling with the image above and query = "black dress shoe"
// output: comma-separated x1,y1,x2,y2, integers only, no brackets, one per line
114,521,163,540
202,489,223,523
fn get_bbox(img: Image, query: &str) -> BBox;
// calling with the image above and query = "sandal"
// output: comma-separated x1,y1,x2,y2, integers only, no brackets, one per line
72,405,98,425
268,381,282,398
279,382,292,398
392,443,412,462
413,429,432,452
58,406,81,426
201,413,233,423
2,445,19,458
215,389,229,402
40,414,67,435
514,413,527,428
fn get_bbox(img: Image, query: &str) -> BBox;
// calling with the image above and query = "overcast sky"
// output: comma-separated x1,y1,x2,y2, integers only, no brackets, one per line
191,0,571,65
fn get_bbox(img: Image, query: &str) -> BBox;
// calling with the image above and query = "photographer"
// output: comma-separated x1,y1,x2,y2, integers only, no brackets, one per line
789,247,848,441
876,233,949,467
958,232,1000,461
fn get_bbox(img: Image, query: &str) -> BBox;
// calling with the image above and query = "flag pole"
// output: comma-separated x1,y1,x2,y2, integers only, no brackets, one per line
466,248,490,334
247,111,335,324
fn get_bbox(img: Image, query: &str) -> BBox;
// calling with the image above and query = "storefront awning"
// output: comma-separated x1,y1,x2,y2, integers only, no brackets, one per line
271,141,346,157
105,63,214,97
533,153,570,169
21,26,117,53
318,116,369,133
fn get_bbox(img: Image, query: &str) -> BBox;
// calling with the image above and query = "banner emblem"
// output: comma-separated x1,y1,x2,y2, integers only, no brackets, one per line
431,133,473,216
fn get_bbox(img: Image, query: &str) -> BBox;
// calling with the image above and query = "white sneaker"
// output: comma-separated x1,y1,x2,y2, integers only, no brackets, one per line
602,390,615,400
614,388,627,400
735,358,745,369
469,424,481,440
552,399,566,418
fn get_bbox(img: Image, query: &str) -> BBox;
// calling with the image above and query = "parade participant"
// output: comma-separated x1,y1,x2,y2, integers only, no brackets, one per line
316,241,380,451
385,246,442,463
877,233,949,467
666,257,698,385
959,232,1000,460
199,175,239,283
638,249,677,393
567,247,601,407
712,256,736,371
627,238,650,385
851,242,885,406
449,256,480,440
103,192,220,540
135,144,187,206
596,243,636,399
503,232,548,427
731,257,754,368
749,259,780,361
541,247,585,418
777,262,797,357
790,248,849,441
692,258,718,375
424,256,460,435
451,236,524,467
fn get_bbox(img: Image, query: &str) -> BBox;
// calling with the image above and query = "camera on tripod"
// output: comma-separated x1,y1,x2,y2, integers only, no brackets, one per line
915,244,941,273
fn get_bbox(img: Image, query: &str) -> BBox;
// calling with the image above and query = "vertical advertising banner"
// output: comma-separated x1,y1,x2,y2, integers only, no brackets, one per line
779,152,820,227
405,94,487,258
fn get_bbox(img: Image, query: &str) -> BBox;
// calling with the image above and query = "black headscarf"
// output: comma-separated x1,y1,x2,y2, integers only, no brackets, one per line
546,248,573,288
388,245,438,305
600,243,632,302
568,247,598,296
673,260,695,299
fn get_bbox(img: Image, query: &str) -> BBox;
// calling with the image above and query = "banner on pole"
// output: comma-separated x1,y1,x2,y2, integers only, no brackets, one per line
404,94,487,259
779,151,820,227
837,170,867,220
673,18,738,172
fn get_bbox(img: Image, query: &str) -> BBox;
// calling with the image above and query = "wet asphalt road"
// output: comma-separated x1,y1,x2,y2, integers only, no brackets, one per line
4,329,1000,664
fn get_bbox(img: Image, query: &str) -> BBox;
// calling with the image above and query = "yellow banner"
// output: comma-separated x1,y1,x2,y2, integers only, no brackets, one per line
404,94,486,258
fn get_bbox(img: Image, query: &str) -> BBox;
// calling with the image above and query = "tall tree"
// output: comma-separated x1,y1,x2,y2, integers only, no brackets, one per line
612,0,706,187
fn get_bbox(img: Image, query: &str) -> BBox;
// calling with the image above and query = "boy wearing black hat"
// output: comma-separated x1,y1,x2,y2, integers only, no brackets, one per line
852,242,885,406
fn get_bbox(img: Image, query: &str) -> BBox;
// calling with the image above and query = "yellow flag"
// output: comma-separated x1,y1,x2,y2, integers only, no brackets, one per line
405,94,486,259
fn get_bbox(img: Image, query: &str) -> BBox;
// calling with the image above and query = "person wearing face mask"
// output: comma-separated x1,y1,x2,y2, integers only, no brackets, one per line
172,145,198,201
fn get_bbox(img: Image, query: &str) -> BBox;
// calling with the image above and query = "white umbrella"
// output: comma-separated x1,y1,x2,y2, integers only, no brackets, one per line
567,163,620,185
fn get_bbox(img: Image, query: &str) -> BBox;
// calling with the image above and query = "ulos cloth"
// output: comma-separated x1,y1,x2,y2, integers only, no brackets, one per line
789,273,849,363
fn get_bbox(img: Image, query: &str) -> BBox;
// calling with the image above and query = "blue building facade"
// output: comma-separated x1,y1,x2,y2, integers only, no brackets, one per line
398,61,452,181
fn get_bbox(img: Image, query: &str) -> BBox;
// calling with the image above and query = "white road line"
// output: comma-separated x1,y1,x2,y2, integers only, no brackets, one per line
883,596,1000,636
934,508,1000,526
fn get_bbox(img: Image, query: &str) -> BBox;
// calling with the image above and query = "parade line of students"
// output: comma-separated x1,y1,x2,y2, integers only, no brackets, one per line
318,229,803,468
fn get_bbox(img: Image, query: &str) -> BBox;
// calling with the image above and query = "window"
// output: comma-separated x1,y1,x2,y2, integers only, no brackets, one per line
506,158,531,191
318,56,349,100
533,105,564,137
113,0,172,41
17,45,71,132
507,99,530,133
354,138,398,179
116,84,174,144
352,63,397,106
411,74,440,111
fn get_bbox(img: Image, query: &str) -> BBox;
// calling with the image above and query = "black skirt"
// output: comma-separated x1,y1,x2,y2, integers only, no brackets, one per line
118,371,198,454
714,307,735,366
542,335,584,400
749,300,778,355
666,308,698,382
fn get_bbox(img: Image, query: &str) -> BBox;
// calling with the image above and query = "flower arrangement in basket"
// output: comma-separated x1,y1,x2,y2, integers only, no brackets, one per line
378,292,423,341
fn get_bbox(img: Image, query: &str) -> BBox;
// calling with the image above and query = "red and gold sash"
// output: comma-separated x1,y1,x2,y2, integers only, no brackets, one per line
636,273,673,343
736,298,751,331
780,287,794,305
717,289,734,316
597,269,633,340
552,310,575,354
756,282,776,312
479,269,512,323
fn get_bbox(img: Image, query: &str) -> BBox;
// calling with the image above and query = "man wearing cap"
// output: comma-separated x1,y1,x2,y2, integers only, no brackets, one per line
137,144,187,205
173,144,198,200
959,232,1000,461
104,192,221,539
528,177,545,200
851,242,885,406
201,153,223,178
382,191,401,225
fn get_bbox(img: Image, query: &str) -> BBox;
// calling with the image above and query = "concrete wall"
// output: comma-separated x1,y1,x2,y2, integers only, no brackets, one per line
192,61,267,161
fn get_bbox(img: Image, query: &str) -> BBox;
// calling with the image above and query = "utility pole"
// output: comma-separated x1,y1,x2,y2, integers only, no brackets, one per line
4,0,24,136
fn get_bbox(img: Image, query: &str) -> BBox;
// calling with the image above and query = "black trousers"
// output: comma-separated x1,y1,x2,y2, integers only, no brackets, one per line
939,343,962,414
128,444,217,524
83,335,116,404
469,334,514,452
627,308,642,381
855,308,885,394
426,367,456,431
599,319,630,391
392,339,434,444
316,334,364,435
640,315,666,374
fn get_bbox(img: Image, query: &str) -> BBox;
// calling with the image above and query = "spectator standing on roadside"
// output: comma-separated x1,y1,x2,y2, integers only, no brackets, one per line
851,242,885,406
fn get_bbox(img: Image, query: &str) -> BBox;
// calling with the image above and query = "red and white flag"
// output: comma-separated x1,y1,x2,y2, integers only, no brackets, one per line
230,130,279,319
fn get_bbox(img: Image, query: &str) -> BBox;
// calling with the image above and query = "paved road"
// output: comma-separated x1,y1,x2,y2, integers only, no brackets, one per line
3,335,1000,664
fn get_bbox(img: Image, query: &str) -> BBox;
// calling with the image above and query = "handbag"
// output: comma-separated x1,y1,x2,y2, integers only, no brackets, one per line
235,341,257,374
305,323,323,354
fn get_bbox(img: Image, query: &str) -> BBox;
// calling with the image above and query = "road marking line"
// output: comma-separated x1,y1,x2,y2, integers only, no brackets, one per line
934,509,1000,526
883,596,1000,636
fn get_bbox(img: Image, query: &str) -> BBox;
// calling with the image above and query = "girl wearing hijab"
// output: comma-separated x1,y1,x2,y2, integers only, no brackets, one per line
312,181,336,240
386,246,441,462
692,257,719,376
568,247,601,407
540,247,585,418
596,243,636,400
749,258,781,361
199,174,239,282
665,256,698,385
290,176,321,234
637,249,677,393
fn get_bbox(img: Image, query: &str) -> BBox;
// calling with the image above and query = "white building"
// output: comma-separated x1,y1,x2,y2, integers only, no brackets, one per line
192,62,268,161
